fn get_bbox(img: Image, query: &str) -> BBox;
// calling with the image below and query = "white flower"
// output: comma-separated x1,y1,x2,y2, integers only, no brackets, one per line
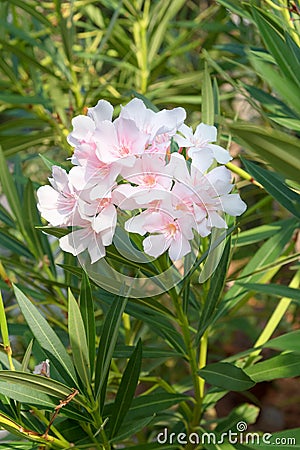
175,123,232,172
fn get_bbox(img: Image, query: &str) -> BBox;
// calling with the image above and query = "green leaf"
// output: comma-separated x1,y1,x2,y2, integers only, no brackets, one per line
252,7,300,89
270,116,300,132
0,381,56,409
216,0,252,20
105,392,189,422
246,353,300,382
198,362,255,392
13,284,78,387
95,295,128,399
7,0,55,30
0,40,60,80
0,204,15,228
238,283,300,303
215,403,260,433
216,218,298,318
0,146,25,234
113,345,180,359
0,230,33,259
0,443,41,449
0,352,22,371
232,220,290,247
0,94,50,106
109,340,142,438
242,83,298,119
148,0,186,62
110,416,154,444
79,272,96,375
202,63,214,125
127,91,159,112
39,154,66,171
242,158,300,218
1,132,55,157
122,302,186,356
229,123,300,183
36,226,71,239
54,0,74,63
264,331,300,354
0,371,74,400
21,339,33,372
196,237,231,341
68,289,91,390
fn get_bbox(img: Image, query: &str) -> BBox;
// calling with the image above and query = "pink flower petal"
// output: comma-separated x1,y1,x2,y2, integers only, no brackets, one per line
143,234,169,258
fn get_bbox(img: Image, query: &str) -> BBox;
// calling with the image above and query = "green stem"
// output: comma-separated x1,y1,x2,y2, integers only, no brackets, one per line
226,162,263,188
198,330,208,400
92,406,111,450
0,291,15,370
169,289,202,429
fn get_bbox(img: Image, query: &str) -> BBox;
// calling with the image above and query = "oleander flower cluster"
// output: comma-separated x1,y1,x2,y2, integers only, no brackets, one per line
37,98,246,263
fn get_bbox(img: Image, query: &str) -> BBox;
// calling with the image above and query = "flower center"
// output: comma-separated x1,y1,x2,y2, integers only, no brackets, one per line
142,174,156,186
165,222,178,237
119,145,130,156
98,198,111,209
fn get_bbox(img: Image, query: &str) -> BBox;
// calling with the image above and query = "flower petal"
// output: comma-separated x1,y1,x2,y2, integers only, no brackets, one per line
143,234,169,258
125,213,148,236
88,100,113,126
220,194,247,216
195,123,217,142
189,147,213,173
88,235,106,263
68,115,95,140
208,144,232,164
168,235,191,261
59,228,92,256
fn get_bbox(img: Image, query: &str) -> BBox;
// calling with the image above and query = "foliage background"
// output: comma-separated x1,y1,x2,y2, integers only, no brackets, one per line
0,0,300,449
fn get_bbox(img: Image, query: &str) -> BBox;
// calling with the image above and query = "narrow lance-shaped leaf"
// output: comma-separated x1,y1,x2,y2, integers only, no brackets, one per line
264,330,300,354
104,392,189,422
0,230,33,259
0,146,26,235
252,7,300,89
21,339,33,372
95,295,128,399
13,284,78,387
110,416,154,444
242,157,300,219
196,237,231,342
0,40,61,80
0,381,57,409
238,282,300,303
0,371,75,400
68,289,91,390
245,352,300,382
198,362,255,391
229,122,300,182
109,340,142,438
216,218,298,319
